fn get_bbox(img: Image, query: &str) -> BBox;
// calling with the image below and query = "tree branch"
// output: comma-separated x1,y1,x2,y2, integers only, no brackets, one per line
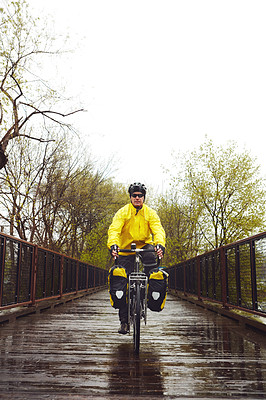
18,134,55,143
18,103,84,127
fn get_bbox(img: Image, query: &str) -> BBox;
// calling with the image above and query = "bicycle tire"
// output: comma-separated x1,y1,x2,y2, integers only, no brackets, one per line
133,283,141,354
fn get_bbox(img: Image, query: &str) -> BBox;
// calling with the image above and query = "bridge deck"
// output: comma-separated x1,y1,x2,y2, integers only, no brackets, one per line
0,290,265,399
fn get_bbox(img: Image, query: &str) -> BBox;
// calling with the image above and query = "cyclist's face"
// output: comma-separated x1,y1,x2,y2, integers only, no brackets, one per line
131,192,144,208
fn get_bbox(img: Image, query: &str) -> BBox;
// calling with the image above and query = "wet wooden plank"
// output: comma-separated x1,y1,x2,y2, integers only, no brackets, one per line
0,290,265,399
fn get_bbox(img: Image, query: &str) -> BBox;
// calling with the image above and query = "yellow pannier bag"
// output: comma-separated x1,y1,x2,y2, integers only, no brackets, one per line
147,268,168,312
108,266,128,309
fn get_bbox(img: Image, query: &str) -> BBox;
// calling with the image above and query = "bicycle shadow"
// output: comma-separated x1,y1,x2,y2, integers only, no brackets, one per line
108,342,165,396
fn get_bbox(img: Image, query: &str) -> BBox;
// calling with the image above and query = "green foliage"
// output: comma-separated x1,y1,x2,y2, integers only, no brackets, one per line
168,138,266,257
80,219,111,268
81,186,128,268
156,194,200,266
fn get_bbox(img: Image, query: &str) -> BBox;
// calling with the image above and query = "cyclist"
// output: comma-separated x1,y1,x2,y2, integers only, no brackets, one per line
107,182,166,334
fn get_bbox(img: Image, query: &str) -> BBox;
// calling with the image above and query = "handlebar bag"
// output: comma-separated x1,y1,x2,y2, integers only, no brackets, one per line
108,266,128,309
147,268,168,312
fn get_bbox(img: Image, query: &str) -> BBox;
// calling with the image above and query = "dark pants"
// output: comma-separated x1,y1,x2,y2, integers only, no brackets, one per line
117,244,157,323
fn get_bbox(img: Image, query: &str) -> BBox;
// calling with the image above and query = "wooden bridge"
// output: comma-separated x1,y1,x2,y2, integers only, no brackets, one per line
0,288,265,399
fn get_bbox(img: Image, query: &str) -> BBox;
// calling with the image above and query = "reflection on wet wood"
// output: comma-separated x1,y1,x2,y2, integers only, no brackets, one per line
0,290,265,399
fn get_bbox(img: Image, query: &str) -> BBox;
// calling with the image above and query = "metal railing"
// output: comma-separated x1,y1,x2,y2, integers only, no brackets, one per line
0,233,108,310
167,231,266,316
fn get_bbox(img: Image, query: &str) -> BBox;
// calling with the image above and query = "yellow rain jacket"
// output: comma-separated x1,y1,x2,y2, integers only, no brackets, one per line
107,203,165,252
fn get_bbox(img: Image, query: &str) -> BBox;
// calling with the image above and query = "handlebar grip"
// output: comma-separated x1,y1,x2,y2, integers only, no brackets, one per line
156,244,162,260
112,244,119,264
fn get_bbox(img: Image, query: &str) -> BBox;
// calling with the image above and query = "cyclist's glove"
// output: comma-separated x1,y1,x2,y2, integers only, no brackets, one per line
157,244,165,255
110,244,118,256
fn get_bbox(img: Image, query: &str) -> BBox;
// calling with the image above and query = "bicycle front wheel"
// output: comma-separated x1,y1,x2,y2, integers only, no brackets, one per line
133,283,141,354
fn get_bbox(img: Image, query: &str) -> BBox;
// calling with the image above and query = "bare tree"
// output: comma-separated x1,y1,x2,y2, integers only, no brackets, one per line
0,0,82,168
0,132,68,239
0,130,123,263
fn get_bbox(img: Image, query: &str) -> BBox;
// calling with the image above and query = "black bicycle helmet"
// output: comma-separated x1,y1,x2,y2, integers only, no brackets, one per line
128,182,147,197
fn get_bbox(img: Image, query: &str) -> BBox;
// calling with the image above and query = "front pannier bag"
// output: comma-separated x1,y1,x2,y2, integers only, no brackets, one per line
147,268,168,312
108,266,128,309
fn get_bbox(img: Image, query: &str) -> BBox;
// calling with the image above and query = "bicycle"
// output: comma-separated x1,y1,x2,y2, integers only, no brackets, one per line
114,243,160,354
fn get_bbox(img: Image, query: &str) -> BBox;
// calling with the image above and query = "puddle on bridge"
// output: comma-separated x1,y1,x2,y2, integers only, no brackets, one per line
0,291,265,399
108,343,164,396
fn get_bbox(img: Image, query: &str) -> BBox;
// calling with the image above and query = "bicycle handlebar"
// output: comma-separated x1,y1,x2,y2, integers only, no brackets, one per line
114,243,161,264
115,242,159,253
117,248,156,253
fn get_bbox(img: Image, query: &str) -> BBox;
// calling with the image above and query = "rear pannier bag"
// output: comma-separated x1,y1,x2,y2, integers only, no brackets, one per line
147,268,168,312
108,266,128,309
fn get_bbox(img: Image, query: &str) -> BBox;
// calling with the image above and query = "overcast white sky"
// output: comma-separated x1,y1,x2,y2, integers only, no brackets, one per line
15,1,266,191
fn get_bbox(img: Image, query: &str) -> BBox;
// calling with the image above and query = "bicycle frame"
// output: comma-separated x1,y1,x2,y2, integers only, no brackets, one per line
115,243,159,354
128,267,148,329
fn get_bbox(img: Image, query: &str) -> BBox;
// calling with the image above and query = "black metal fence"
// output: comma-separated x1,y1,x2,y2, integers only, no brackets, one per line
0,233,108,310
167,231,266,315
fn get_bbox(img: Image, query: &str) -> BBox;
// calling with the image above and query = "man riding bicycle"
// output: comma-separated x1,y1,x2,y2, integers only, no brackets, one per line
107,182,166,334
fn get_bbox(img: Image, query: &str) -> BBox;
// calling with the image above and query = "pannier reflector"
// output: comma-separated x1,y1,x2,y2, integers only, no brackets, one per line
116,290,124,299
152,292,160,300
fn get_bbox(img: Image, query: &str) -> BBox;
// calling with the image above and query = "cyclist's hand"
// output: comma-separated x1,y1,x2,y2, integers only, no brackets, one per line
155,244,165,259
110,244,119,259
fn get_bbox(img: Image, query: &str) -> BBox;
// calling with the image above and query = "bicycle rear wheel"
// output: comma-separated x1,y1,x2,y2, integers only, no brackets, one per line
133,283,141,354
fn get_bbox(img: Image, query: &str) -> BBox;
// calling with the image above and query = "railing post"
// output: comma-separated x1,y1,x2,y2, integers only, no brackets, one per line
51,254,55,296
31,245,38,306
86,266,89,291
59,255,64,298
235,245,241,306
76,261,79,293
197,256,201,300
15,243,22,304
0,236,6,307
220,246,228,308
183,262,186,296
250,240,258,311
